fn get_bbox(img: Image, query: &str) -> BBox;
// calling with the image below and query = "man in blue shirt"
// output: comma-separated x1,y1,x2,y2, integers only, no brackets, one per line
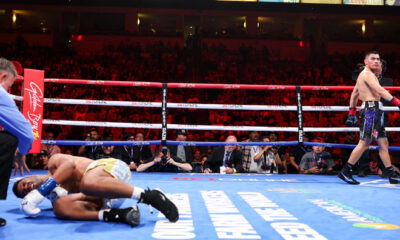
0,58,34,226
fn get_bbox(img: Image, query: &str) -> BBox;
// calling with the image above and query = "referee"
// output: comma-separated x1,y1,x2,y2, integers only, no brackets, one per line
0,58,34,227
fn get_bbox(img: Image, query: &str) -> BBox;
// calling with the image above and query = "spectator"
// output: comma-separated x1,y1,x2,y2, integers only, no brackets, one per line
203,135,244,174
78,128,101,159
136,148,192,172
134,132,153,164
13,150,30,176
268,131,287,173
240,131,260,173
33,150,50,170
287,133,312,173
253,136,282,173
113,132,138,170
299,137,335,175
191,150,203,173
201,154,208,169
40,129,61,157
94,137,121,160
168,130,193,164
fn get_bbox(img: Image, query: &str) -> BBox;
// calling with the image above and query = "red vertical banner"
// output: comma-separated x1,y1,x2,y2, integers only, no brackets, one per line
22,69,44,153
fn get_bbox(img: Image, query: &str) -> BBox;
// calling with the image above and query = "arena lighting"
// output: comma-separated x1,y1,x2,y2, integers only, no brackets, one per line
12,13,17,23
361,22,366,34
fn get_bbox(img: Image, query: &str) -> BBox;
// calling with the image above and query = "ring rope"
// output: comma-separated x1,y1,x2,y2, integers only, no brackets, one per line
303,141,400,151
44,78,163,88
166,140,298,146
42,120,299,132
41,140,160,146
40,139,400,151
42,79,400,91
42,119,400,132
10,95,400,112
304,127,400,132
13,76,400,152
42,119,161,129
40,140,297,147
10,95,23,102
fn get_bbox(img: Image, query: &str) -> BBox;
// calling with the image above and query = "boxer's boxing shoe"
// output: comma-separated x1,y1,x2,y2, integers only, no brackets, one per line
389,171,400,184
338,171,360,185
138,189,179,222
0,217,6,227
382,167,400,184
103,206,140,227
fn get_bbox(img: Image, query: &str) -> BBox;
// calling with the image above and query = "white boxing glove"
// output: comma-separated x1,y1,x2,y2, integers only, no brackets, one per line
20,189,45,217
46,186,68,203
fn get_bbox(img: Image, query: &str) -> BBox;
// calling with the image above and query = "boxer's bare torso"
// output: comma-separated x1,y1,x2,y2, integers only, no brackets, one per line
47,155,93,193
354,68,381,102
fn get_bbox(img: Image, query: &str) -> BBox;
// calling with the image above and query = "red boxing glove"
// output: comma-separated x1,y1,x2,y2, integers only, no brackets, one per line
390,97,400,106
349,107,356,115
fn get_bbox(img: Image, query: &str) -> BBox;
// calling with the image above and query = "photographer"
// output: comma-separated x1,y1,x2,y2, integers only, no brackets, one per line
77,128,101,159
299,138,335,175
252,136,282,174
136,148,192,173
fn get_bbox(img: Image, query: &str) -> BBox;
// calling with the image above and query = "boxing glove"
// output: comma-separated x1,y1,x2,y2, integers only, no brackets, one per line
46,186,68,203
21,177,59,217
21,189,44,217
345,108,358,127
390,97,400,110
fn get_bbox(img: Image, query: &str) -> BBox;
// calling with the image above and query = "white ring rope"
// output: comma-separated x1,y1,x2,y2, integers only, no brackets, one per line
42,119,400,132
10,94,400,112
46,98,161,108
10,94,23,102
43,119,161,129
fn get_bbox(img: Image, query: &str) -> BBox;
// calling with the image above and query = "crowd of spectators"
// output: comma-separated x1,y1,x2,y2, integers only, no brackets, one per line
3,39,400,175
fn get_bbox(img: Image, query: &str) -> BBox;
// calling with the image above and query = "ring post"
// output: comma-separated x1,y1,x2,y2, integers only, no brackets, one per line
296,86,304,145
161,83,168,155
22,69,45,153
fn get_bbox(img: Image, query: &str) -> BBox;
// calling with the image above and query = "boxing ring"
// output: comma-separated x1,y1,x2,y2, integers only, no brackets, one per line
3,72,400,240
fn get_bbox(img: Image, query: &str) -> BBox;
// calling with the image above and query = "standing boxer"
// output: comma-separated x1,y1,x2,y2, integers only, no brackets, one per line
339,51,400,185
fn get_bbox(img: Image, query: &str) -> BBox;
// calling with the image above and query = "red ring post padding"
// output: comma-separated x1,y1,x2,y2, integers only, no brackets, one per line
23,69,45,154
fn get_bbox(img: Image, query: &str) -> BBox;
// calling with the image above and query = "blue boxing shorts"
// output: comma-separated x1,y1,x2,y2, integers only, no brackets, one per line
359,101,386,141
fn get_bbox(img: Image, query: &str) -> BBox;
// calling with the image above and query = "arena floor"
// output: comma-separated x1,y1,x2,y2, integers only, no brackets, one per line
1,170,400,240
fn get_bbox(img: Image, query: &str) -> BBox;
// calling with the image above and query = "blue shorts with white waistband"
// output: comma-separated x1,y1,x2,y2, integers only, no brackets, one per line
359,101,386,141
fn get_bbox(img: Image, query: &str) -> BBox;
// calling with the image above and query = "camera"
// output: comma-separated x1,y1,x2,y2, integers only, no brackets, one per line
161,146,168,165
317,162,327,170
